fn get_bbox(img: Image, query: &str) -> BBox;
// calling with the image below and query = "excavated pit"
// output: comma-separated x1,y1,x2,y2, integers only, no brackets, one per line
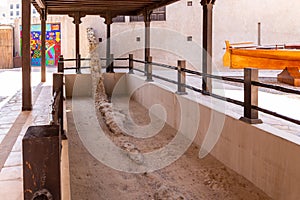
65,74,271,200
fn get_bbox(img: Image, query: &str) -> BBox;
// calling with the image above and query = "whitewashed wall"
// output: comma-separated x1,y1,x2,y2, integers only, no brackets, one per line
15,0,300,70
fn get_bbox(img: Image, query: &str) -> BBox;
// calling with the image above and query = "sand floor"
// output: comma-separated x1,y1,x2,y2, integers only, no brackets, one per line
66,97,271,200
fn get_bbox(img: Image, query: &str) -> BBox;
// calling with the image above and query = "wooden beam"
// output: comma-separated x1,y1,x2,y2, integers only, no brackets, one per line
22,0,32,110
69,12,85,71
104,13,113,72
144,9,152,74
44,0,180,16
41,9,47,82
201,0,215,94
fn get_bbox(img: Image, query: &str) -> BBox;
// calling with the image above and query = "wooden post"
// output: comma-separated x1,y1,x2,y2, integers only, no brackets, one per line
22,0,32,111
258,22,261,46
76,54,81,74
105,16,112,72
176,60,187,95
58,55,64,73
240,68,262,124
146,56,153,82
201,0,215,95
41,9,47,82
129,54,134,74
144,10,151,75
107,54,114,73
75,22,80,64
69,12,85,71
53,73,64,134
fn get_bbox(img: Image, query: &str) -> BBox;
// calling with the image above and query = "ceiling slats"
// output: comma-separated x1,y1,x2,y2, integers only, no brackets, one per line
33,0,179,16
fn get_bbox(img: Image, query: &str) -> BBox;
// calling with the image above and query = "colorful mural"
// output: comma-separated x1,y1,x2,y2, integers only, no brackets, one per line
20,23,61,67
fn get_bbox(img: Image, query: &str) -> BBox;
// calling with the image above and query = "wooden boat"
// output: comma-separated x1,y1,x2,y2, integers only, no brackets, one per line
223,41,300,86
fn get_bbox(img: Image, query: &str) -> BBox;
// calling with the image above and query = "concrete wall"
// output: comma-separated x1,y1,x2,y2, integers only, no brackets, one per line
64,74,92,98
125,73,300,200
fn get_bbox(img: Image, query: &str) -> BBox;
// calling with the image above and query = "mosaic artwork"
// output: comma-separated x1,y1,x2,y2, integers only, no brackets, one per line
20,23,61,67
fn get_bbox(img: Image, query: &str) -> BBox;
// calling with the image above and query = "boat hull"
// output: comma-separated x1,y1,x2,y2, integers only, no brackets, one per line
223,41,300,70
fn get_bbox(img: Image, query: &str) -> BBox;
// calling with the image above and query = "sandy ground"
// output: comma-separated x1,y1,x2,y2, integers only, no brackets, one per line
66,97,271,200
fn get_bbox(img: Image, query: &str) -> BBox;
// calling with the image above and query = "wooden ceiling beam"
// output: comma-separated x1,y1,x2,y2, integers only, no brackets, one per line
36,0,179,16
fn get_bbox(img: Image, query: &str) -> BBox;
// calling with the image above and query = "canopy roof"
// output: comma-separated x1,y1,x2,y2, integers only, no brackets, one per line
33,0,179,16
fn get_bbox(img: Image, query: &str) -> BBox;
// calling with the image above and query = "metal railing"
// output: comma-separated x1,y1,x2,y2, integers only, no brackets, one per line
56,53,300,126
58,54,91,73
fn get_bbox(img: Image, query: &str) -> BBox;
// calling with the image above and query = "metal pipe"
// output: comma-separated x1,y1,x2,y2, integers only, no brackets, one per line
258,22,261,46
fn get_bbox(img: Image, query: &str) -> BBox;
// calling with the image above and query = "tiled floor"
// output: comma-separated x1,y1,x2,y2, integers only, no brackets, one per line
0,69,53,200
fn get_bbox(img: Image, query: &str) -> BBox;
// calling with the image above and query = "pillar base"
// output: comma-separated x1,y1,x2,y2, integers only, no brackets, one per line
175,91,188,95
146,78,153,82
202,90,210,95
240,117,263,124
22,105,32,111
61,130,68,140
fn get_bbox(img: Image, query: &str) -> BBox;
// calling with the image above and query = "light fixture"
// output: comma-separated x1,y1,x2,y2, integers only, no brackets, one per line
36,0,45,9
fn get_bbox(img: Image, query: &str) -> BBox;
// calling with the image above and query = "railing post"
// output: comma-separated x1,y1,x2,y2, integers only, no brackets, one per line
176,60,188,95
106,54,114,73
76,54,81,74
202,72,210,95
146,56,153,82
58,55,64,73
53,73,64,134
240,68,262,124
129,54,134,74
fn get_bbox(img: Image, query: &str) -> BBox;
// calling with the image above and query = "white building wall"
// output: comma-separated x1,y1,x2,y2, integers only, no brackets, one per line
13,0,300,71
0,0,39,24
214,0,300,70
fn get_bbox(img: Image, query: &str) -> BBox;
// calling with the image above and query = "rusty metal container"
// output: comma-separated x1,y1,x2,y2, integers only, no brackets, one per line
22,125,61,200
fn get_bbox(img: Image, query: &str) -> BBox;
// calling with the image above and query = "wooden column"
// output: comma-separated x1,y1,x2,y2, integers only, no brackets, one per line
176,60,188,95
144,10,152,74
69,12,85,73
22,0,32,110
201,0,215,94
240,68,262,124
40,9,47,82
105,16,113,72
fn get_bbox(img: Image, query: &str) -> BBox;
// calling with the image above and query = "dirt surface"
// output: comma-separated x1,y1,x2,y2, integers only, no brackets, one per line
66,98,271,200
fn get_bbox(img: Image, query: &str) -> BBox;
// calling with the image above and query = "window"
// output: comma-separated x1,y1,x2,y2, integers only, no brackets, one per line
16,4,20,9
16,11,19,16
10,4,13,9
10,11,13,16
150,7,166,21
130,15,144,22
130,6,166,22
2,13,5,17
32,9,36,14
112,16,125,23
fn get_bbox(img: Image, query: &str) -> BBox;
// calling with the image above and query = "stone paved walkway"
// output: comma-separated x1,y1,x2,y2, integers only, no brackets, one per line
0,69,53,200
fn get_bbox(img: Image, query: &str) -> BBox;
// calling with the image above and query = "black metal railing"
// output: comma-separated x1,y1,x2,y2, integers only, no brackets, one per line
128,56,300,126
56,53,300,126
58,54,91,73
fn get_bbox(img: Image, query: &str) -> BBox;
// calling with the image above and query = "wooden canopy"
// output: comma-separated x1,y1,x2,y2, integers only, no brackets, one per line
33,0,179,16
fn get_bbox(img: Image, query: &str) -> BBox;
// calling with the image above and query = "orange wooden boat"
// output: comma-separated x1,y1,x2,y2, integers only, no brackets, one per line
223,41,300,86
